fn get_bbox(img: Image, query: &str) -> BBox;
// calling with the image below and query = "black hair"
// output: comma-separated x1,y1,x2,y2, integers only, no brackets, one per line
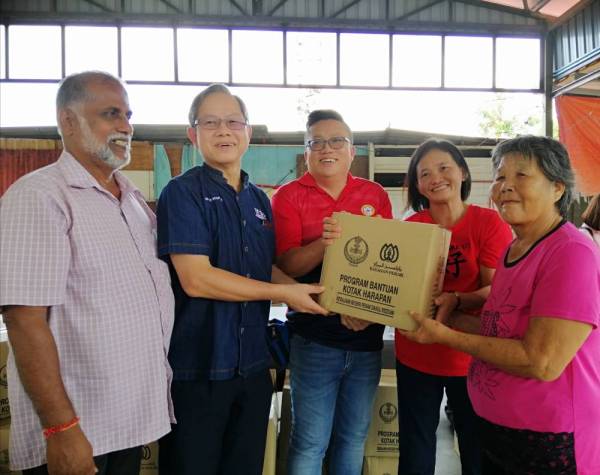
305,109,353,143
405,138,472,212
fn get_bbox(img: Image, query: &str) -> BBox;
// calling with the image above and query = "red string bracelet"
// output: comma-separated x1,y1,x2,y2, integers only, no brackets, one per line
43,416,80,439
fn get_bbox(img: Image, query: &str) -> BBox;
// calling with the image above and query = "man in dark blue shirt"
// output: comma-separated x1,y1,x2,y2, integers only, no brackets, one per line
157,84,327,475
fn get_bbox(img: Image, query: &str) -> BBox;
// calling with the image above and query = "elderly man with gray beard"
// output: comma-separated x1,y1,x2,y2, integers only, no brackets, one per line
0,71,175,475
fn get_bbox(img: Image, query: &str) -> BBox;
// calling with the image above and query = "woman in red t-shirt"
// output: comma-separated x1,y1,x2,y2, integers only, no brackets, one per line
394,139,512,475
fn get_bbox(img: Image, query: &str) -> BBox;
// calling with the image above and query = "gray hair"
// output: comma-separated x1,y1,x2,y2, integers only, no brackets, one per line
491,135,574,217
304,109,353,144
56,71,127,136
56,71,126,110
188,83,249,127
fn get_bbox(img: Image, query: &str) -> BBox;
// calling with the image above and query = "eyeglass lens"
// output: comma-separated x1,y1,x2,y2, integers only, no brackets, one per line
195,116,247,130
308,137,350,151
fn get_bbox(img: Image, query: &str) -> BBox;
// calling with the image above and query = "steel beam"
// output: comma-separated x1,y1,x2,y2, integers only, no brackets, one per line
330,0,363,18
268,0,289,16
395,0,445,22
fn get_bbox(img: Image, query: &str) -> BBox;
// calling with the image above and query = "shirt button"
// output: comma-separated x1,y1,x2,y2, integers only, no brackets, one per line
242,220,246,226
244,246,249,252
240,327,245,334
246,273,251,278
243,302,248,307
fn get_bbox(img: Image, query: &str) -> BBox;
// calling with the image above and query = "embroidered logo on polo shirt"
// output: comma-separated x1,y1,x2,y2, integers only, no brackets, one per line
255,208,273,229
254,208,267,220
361,204,375,216
204,196,223,202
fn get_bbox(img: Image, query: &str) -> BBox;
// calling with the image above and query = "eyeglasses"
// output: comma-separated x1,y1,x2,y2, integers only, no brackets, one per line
306,136,352,152
193,116,248,130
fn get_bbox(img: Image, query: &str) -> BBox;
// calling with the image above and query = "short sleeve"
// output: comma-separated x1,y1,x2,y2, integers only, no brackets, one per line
378,188,394,219
271,187,303,256
478,210,513,269
531,241,600,327
156,178,211,258
0,184,70,307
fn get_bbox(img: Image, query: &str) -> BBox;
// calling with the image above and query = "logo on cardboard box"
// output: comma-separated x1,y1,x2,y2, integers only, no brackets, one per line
0,398,9,418
140,442,159,472
378,402,397,424
344,236,369,265
369,244,404,278
142,445,152,461
379,244,399,263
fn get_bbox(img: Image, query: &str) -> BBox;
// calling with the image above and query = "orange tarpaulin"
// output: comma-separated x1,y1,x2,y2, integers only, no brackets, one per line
556,95,600,195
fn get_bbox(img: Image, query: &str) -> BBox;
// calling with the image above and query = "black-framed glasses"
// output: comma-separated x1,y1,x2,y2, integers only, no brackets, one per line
306,136,352,152
193,116,248,130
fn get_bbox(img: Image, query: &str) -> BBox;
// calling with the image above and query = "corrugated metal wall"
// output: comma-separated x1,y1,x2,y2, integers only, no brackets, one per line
553,0,600,78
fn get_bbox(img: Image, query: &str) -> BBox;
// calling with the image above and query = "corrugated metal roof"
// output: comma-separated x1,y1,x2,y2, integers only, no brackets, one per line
1,0,548,33
482,0,587,19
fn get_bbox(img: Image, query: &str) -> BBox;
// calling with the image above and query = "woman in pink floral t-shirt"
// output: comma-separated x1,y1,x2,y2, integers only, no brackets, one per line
402,136,600,475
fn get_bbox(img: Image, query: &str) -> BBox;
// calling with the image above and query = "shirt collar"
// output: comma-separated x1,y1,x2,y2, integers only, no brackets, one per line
202,163,250,190
298,171,356,190
57,150,140,199
56,151,98,189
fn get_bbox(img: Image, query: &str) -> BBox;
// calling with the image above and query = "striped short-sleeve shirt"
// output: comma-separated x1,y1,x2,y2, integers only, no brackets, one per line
0,152,175,470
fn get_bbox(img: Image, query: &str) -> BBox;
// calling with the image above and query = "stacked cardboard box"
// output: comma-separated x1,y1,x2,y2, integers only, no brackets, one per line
139,442,158,475
0,333,20,475
0,340,9,424
362,455,398,475
262,393,279,475
0,333,10,474
362,369,399,474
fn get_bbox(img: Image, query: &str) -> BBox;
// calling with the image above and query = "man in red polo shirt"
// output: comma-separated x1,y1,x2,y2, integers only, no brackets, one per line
271,109,393,475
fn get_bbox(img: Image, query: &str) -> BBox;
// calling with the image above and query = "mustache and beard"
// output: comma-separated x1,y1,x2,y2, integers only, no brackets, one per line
77,115,132,170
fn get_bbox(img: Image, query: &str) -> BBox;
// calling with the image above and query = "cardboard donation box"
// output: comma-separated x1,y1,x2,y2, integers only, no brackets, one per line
139,442,158,475
0,423,20,475
364,370,399,458
362,456,399,475
0,338,10,422
319,213,451,330
262,393,278,475
0,424,9,473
